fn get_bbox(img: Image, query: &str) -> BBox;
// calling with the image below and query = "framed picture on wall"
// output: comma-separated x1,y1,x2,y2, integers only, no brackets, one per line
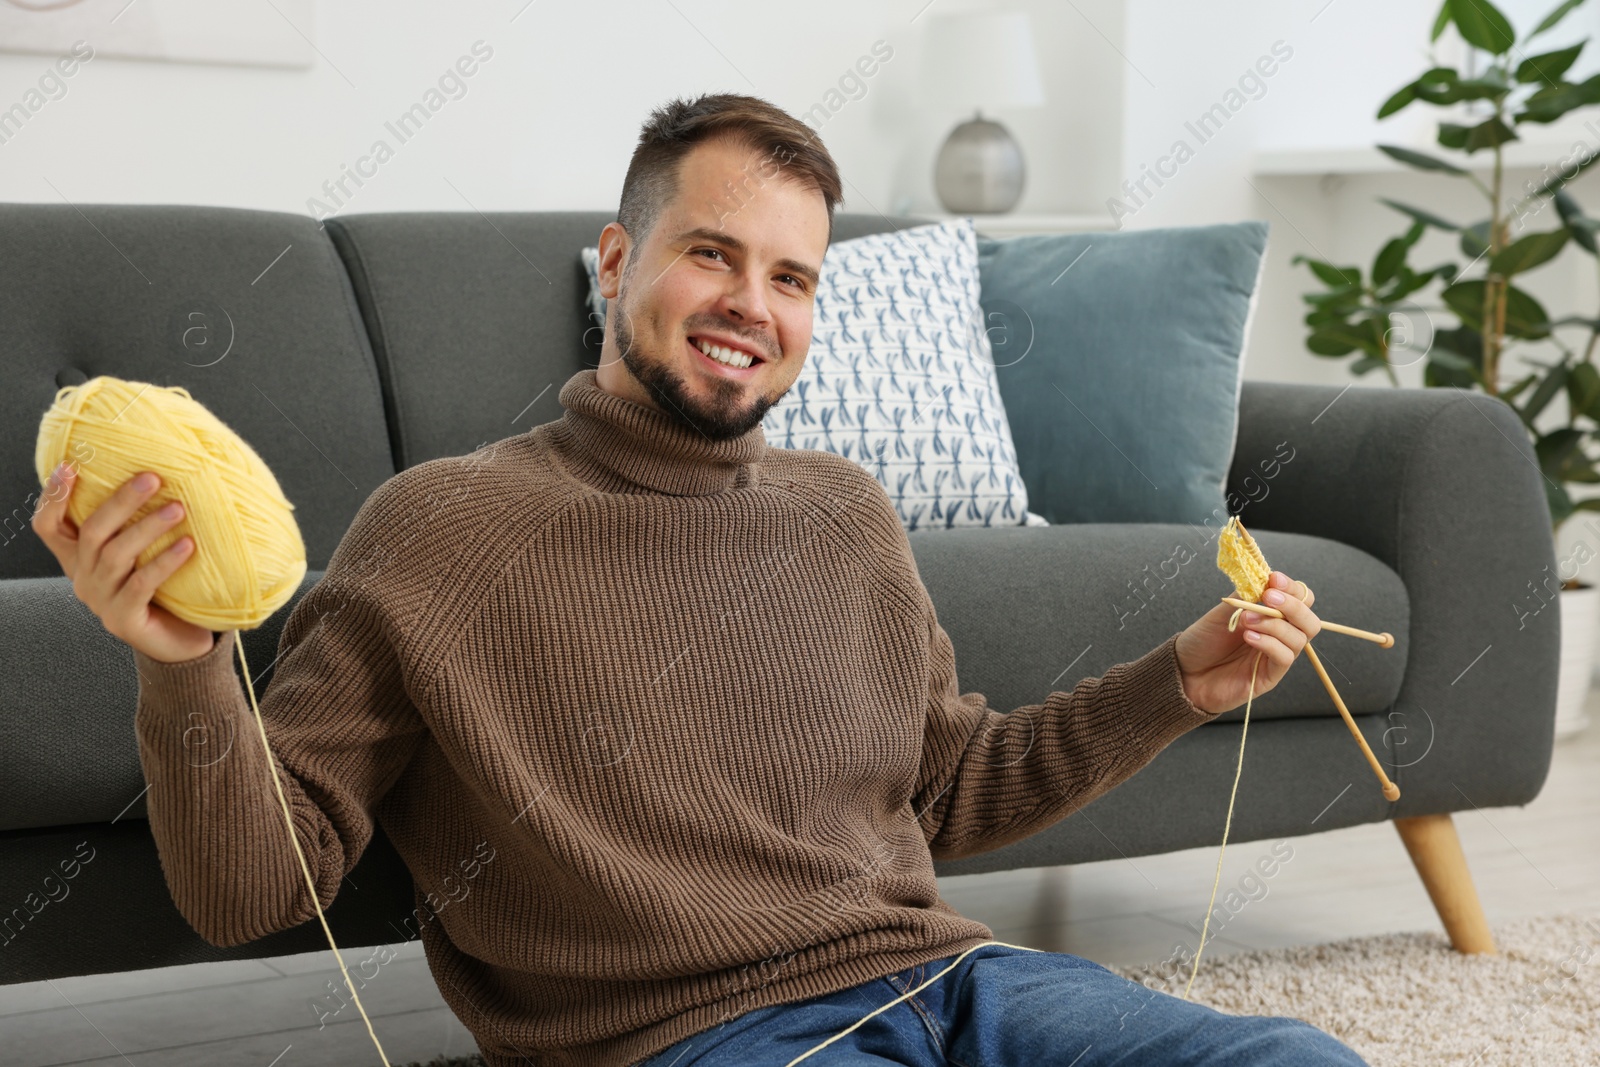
0,0,314,69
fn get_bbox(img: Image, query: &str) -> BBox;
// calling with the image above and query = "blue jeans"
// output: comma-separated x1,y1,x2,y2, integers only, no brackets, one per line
640,943,1368,1066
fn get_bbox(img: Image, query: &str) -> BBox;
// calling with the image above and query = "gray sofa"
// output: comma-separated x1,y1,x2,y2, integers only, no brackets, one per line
0,204,1558,985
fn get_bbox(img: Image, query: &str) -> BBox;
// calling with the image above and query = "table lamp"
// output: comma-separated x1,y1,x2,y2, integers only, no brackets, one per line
922,9,1046,214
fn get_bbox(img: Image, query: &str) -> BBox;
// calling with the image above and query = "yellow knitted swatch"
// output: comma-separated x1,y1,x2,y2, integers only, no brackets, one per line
1217,515,1272,603
35,377,307,631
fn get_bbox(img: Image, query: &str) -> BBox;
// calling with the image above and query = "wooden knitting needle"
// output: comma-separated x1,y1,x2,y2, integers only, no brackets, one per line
1221,596,1402,802
1306,643,1401,801
1219,596,1394,648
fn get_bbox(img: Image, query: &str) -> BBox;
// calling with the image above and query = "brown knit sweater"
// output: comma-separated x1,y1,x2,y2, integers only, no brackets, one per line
131,367,1220,1067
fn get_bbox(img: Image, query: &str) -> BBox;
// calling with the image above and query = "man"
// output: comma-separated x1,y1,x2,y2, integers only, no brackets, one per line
34,93,1367,1066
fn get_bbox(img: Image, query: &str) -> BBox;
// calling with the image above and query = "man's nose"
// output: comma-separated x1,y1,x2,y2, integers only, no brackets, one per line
716,268,772,327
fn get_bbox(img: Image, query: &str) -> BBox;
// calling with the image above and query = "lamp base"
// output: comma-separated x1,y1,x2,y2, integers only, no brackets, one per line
934,113,1026,214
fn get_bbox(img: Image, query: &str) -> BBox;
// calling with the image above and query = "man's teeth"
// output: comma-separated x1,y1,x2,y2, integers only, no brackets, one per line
694,338,755,369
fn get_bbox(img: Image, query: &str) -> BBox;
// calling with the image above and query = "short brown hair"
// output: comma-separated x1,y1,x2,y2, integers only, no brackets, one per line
617,93,843,271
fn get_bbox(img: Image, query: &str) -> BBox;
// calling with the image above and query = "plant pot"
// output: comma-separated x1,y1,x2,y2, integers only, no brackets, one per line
1558,582,1595,741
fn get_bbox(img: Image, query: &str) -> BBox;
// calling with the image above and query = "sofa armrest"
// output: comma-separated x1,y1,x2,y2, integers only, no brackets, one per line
1228,381,1560,813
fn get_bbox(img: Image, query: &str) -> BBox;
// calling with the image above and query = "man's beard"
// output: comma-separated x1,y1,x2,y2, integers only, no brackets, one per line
613,281,782,442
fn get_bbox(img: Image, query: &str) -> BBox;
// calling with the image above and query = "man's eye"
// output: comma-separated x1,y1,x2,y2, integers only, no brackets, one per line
779,275,806,290
693,247,725,262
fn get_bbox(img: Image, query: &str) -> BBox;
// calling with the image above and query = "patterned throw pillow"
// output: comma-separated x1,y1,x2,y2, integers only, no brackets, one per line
580,219,1046,530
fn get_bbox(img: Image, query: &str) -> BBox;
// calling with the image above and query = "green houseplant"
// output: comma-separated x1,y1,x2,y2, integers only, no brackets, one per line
1293,0,1600,537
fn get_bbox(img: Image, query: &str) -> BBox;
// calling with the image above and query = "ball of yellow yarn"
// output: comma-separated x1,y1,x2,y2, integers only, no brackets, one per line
35,376,307,632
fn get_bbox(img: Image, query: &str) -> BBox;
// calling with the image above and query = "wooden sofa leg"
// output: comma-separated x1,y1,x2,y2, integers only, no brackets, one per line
1393,813,1497,954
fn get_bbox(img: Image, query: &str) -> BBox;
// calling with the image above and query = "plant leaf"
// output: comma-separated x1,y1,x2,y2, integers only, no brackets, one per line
1503,370,1541,402
1460,219,1492,258
1415,66,1466,104
1302,290,1365,312
1517,72,1600,123
1426,326,1485,387
1432,0,1453,40
1426,356,1480,388
1532,0,1587,38
1380,197,1461,231
1373,237,1410,285
1537,424,1584,474
1378,143,1469,173
1547,478,1576,530
1442,279,1552,337
1438,115,1518,152
1528,363,1574,422
1411,66,1507,104
1380,264,1446,302
1504,377,1542,406
1312,319,1388,361
1429,348,1479,372
1449,0,1516,54
1554,189,1600,253
1569,360,1600,419
1489,228,1570,274
1516,41,1586,83
1433,324,1484,361
1377,81,1418,119
1308,323,1367,356
1564,463,1600,483
1293,254,1362,288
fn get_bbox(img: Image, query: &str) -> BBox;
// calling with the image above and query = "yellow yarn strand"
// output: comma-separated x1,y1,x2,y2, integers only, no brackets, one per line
1181,513,1276,999
1181,642,1261,1002
234,629,393,1066
35,377,390,1066
782,938,1045,1067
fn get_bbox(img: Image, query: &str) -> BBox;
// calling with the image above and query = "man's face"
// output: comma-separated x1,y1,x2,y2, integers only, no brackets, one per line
594,136,828,441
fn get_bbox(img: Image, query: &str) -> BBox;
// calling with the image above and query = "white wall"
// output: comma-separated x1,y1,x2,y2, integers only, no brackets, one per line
0,0,1122,222
0,1,913,218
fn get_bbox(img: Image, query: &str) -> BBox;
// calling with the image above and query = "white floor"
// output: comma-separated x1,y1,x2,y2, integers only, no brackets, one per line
6,699,1598,1067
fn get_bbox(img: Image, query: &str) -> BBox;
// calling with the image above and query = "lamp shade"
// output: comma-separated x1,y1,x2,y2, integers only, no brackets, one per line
921,10,1046,111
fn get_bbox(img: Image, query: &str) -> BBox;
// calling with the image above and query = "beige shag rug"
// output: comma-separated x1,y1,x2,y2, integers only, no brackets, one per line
1105,913,1600,1066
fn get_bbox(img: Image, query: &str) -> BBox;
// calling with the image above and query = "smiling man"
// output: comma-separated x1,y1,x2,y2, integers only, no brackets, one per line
593,126,823,442
56,93,1366,1067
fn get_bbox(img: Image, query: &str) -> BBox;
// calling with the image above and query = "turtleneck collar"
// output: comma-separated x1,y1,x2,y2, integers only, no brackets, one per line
548,368,767,496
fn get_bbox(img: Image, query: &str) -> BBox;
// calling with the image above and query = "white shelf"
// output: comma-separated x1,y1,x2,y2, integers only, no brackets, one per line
912,211,1116,235
1254,139,1593,177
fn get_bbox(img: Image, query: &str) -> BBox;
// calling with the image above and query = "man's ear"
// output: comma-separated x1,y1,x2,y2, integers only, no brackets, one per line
597,221,629,300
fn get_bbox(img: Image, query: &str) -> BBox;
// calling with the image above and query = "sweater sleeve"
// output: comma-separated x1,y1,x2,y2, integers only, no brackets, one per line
130,494,428,949
910,593,1222,863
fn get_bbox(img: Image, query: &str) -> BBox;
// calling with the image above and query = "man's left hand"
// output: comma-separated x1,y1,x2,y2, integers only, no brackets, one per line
1174,571,1320,715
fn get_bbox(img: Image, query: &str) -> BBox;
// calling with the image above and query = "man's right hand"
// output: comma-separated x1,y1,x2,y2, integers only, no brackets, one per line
32,462,216,665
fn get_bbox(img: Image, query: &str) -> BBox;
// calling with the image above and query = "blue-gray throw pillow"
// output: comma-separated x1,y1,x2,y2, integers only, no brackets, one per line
976,220,1269,525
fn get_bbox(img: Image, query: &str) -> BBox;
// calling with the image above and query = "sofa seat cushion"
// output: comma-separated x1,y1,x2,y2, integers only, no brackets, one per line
904,520,1407,726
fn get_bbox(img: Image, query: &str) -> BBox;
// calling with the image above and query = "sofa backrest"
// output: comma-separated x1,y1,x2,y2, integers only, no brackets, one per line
1,205,933,581
321,210,934,470
0,204,398,579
